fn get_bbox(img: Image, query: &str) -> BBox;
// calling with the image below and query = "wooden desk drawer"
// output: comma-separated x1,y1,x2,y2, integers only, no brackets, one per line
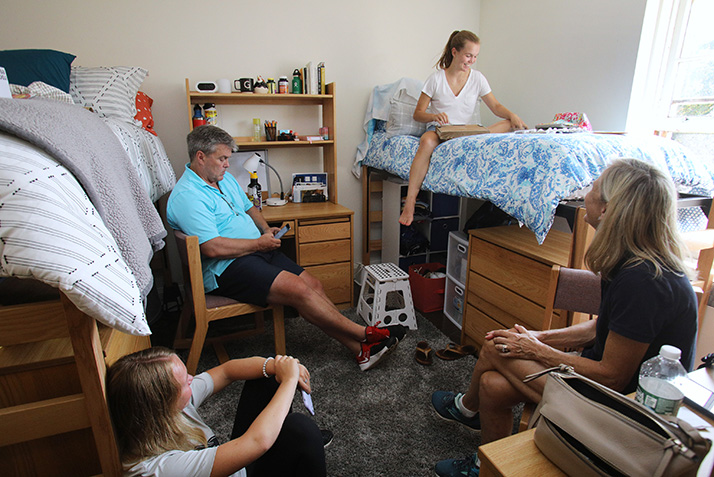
470,238,553,307
467,271,549,331
267,220,296,239
463,303,504,349
305,262,352,304
300,239,351,266
299,220,350,244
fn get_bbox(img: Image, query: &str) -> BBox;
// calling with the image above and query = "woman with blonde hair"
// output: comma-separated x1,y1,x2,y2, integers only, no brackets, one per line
429,158,698,477
107,347,326,477
399,30,527,226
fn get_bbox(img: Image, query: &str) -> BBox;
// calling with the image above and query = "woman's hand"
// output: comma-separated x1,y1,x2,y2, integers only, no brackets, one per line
272,355,300,386
433,112,449,125
297,364,312,394
509,113,527,130
489,324,545,360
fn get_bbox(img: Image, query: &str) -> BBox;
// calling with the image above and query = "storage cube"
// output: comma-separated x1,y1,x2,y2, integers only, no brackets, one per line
432,193,460,217
408,263,447,313
446,231,469,285
443,276,465,329
430,217,459,252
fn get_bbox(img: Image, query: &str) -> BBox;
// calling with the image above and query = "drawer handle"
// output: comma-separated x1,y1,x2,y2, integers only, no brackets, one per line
455,285,464,296
457,244,467,254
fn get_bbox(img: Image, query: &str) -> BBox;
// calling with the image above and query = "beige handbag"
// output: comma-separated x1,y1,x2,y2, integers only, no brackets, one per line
525,365,711,477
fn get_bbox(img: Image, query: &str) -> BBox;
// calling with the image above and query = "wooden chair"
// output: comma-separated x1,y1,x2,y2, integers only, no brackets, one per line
682,228,714,329
519,265,601,432
173,231,286,375
0,293,128,476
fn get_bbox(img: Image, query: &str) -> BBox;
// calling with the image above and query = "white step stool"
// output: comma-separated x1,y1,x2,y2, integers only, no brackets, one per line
357,262,417,330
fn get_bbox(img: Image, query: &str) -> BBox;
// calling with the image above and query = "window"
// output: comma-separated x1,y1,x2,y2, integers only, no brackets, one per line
627,0,714,134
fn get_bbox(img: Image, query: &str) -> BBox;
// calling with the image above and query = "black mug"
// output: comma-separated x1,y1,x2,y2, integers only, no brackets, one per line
236,78,254,93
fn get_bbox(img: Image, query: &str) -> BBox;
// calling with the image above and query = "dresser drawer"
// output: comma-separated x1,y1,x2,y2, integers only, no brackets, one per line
300,239,351,266
463,303,504,349
470,238,553,307
299,220,351,244
467,271,550,331
305,262,352,304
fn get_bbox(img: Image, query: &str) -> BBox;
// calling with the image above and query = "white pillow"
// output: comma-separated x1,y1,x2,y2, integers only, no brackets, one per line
386,90,427,138
0,133,150,336
69,66,147,122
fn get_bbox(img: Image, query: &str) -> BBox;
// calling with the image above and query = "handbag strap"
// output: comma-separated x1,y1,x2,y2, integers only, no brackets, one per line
523,364,572,383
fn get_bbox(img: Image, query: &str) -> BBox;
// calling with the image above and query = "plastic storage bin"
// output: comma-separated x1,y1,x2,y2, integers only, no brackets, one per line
446,231,469,285
443,276,465,328
408,263,447,313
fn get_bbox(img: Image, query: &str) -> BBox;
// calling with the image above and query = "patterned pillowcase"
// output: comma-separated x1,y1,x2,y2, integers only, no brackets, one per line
134,91,157,135
0,133,150,336
70,66,148,122
386,92,427,138
0,49,76,93
10,81,74,104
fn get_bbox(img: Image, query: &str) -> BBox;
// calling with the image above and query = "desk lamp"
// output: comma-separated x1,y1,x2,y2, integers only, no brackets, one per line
242,152,287,206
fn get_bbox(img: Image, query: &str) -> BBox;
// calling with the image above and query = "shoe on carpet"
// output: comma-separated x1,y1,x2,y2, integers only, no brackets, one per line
434,453,480,476
365,321,407,343
356,335,398,371
321,429,333,448
431,391,481,430
415,340,433,365
435,343,477,360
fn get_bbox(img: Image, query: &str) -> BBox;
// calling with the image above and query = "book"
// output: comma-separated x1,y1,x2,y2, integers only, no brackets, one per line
317,62,325,94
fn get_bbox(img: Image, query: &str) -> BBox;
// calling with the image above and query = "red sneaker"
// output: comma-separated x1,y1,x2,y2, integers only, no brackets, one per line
356,336,398,371
365,322,407,343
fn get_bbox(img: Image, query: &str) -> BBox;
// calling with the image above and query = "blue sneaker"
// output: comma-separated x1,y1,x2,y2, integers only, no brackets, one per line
434,453,480,476
431,391,481,430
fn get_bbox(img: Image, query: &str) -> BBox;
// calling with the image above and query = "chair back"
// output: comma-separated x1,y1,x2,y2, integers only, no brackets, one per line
174,230,208,311
542,265,601,330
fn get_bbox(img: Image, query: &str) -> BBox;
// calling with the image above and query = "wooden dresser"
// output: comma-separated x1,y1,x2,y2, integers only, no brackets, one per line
461,225,573,349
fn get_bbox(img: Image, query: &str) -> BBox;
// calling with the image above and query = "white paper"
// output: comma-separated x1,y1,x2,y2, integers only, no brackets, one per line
0,67,11,98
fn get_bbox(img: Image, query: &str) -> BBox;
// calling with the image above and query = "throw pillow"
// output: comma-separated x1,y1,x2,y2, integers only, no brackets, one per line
70,66,148,122
134,91,157,135
0,49,76,93
386,90,427,138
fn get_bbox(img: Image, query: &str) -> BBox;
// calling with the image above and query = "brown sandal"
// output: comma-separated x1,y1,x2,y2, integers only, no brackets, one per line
415,340,433,365
435,343,477,360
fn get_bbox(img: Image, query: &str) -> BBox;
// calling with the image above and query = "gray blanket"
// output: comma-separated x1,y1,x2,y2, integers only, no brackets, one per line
0,98,166,300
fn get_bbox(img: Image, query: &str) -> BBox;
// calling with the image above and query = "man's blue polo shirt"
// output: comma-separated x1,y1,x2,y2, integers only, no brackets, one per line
167,163,260,292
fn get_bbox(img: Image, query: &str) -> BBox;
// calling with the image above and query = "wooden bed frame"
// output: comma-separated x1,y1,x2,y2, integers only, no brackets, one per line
0,289,150,476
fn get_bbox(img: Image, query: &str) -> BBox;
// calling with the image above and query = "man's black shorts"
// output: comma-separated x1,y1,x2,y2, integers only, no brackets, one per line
210,250,304,306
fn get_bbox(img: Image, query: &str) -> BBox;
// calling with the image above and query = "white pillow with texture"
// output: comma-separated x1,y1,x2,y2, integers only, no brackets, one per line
386,89,427,138
0,133,150,336
69,66,147,123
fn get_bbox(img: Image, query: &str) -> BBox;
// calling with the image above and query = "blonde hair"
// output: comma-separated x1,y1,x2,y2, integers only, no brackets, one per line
585,158,691,280
107,347,208,465
437,30,480,69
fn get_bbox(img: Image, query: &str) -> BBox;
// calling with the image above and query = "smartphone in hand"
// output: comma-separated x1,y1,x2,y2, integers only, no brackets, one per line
274,223,290,239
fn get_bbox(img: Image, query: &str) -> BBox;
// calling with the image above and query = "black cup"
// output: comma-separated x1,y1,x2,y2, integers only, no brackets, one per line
237,78,254,93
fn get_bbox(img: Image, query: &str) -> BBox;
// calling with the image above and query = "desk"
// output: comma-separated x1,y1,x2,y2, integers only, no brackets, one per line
262,202,354,308
479,368,714,477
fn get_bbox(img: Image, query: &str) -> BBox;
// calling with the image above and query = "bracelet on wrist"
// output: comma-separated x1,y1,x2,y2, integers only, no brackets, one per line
262,357,274,378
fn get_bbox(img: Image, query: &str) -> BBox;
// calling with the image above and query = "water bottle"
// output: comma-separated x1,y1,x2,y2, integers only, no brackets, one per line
252,118,261,142
247,172,262,210
292,69,302,94
635,345,686,415
192,104,206,128
204,103,217,126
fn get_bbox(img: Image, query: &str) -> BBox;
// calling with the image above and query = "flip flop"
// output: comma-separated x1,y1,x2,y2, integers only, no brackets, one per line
415,340,433,365
435,343,477,361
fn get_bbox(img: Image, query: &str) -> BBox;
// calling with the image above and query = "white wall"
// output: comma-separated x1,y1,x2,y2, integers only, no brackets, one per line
0,0,479,272
477,0,647,132
1,0,651,269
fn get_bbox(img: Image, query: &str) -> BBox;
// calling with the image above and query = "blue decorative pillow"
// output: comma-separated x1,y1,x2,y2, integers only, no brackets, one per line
0,49,76,93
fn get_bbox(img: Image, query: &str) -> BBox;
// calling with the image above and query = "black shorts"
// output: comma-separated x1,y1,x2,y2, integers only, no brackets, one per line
210,250,304,306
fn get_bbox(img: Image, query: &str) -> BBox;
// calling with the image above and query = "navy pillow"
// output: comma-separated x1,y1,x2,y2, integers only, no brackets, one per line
0,49,76,93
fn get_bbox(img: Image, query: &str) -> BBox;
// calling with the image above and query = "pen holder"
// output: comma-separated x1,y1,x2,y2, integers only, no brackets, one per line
265,125,277,141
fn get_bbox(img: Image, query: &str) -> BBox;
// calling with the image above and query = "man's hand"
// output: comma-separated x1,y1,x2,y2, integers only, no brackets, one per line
255,230,281,252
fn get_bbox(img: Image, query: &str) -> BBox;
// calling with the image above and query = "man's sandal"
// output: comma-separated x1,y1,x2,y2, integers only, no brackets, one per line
415,340,433,365
435,343,477,361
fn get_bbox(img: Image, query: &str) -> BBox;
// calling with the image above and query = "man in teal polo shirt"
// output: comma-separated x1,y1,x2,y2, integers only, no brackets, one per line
168,125,405,371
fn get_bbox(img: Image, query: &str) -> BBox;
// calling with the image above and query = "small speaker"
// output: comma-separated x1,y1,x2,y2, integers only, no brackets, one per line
195,81,217,92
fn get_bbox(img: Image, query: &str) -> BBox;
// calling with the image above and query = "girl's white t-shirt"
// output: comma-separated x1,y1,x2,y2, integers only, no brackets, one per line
422,68,491,125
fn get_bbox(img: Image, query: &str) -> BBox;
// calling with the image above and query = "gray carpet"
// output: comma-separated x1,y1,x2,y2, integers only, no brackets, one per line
182,308,499,476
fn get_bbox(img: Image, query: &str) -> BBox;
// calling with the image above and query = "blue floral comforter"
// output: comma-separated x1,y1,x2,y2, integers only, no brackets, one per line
363,124,714,242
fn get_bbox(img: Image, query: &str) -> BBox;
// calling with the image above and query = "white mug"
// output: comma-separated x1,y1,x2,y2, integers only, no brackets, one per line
217,78,231,94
